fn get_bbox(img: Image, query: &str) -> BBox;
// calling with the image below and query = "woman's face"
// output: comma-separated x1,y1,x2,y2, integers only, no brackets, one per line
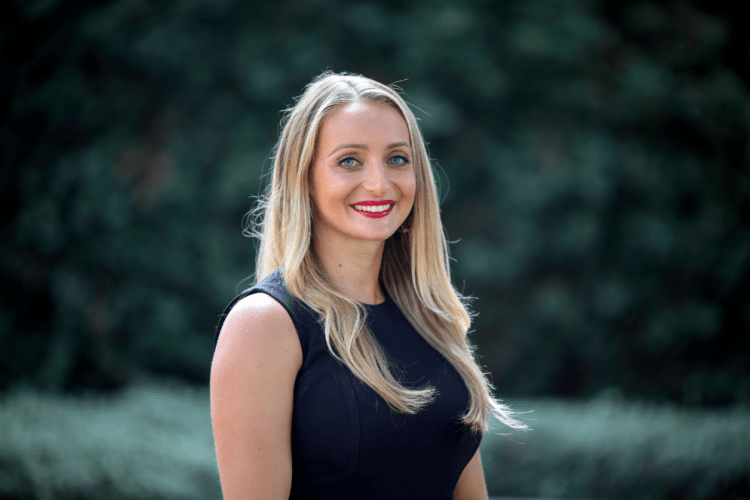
309,100,416,245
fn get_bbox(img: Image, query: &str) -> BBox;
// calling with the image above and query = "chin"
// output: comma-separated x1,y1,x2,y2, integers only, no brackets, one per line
359,232,397,242
350,227,399,242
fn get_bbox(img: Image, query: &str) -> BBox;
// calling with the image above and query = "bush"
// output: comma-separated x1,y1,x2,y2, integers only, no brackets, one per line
0,381,221,500
2,381,748,499
483,398,750,499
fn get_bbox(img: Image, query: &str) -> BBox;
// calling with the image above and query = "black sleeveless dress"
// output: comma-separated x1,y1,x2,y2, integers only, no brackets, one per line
213,269,482,500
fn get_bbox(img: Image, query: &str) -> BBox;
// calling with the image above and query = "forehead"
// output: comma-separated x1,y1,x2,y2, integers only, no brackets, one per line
317,100,410,150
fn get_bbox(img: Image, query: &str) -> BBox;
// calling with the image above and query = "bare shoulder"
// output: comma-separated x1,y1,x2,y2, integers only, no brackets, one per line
210,292,301,498
213,292,302,369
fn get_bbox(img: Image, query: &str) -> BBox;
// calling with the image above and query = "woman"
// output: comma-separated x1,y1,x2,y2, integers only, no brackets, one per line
211,72,526,500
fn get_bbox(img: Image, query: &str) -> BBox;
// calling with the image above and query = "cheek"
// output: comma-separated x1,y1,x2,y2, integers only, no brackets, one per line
321,180,349,204
311,177,350,211
404,172,417,205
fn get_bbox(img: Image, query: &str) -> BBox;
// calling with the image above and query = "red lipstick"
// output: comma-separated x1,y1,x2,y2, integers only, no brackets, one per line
350,200,395,219
352,200,396,206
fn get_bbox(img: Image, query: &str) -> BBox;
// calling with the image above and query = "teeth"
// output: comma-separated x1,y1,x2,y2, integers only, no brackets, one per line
353,204,393,213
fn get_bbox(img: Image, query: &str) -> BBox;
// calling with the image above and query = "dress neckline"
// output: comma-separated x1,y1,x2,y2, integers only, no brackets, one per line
360,291,391,310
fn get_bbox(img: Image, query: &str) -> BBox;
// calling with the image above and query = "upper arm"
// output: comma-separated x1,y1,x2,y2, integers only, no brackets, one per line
453,448,489,500
210,292,303,500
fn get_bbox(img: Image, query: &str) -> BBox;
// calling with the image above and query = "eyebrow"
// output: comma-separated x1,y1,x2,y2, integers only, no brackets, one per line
327,142,411,157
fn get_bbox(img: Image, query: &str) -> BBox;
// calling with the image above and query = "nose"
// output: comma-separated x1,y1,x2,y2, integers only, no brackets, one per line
362,160,389,196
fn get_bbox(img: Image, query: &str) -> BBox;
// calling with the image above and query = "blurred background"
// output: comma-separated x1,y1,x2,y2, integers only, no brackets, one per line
1,0,748,498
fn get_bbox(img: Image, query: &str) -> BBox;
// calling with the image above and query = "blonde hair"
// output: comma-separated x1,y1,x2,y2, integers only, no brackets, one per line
249,71,526,433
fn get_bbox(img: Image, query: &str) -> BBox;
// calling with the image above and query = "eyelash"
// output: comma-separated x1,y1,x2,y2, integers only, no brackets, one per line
337,155,410,168
389,155,410,166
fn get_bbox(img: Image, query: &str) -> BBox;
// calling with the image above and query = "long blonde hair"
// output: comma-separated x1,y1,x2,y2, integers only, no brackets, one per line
249,71,525,433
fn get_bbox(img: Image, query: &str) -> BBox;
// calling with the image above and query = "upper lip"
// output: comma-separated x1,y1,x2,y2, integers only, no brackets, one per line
351,200,395,207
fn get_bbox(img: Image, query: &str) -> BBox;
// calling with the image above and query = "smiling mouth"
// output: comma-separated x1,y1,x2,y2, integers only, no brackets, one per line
350,202,395,218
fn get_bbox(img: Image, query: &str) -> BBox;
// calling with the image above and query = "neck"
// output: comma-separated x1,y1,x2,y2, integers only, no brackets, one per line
312,232,386,305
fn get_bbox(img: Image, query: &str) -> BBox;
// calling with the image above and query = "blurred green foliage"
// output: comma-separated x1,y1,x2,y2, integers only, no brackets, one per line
1,383,748,499
0,382,220,499
481,398,750,499
1,0,748,407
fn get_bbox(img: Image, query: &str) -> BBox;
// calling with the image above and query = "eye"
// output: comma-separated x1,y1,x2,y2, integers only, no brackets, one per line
338,156,359,168
388,154,410,166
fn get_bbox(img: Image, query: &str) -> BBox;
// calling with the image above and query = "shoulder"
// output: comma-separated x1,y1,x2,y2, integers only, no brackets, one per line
213,292,303,376
210,291,299,498
224,291,295,334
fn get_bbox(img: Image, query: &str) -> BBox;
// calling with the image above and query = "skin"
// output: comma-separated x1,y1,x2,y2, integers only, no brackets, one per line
309,100,416,304
453,448,489,500
210,100,488,499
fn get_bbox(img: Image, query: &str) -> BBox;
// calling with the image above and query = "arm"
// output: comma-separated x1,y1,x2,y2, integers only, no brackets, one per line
453,448,489,500
210,293,303,500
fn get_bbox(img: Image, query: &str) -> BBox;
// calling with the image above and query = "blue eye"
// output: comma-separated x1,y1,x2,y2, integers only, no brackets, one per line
339,156,358,168
389,155,409,165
